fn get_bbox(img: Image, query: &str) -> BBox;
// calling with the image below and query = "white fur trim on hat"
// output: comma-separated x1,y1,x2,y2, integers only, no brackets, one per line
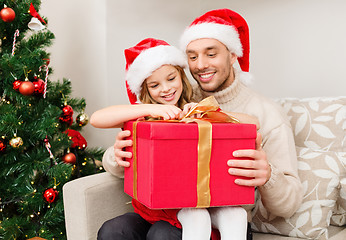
126,45,187,95
180,22,243,56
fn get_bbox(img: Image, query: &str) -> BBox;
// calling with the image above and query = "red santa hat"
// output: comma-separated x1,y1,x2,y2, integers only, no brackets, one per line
125,38,187,104
180,9,250,72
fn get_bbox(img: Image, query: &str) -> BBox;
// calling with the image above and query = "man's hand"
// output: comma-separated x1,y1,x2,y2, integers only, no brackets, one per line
227,133,271,186
113,130,133,167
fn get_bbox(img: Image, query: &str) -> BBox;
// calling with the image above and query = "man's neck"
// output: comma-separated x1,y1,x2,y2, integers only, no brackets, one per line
213,67,235,93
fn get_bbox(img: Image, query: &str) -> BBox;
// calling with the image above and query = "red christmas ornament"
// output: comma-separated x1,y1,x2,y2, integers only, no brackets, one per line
43,188,58,203
59,115,73,126
0,139,6,153
62,105,73,117
62,152,76,164
12,79,22,91
65,129,87,149
33,78,45,95
0,7,15,23
19,81,35,96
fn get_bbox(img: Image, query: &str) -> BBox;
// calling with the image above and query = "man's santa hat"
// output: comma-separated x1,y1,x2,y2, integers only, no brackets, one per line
125,38,187,104
180,8,250,72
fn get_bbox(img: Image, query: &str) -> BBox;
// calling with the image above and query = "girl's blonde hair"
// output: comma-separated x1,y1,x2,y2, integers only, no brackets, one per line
139,66,193,109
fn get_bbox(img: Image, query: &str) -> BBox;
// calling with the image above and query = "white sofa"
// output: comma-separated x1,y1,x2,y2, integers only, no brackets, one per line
63,97,346,240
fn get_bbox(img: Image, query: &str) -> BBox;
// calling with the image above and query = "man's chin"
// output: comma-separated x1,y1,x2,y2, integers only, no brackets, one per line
198,82,216,92
198,79,229,93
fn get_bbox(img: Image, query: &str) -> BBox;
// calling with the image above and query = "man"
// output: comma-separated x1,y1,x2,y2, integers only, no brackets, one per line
99,9,303,240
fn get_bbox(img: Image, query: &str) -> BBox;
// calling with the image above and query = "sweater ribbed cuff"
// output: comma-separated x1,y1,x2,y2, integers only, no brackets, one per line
261,162,278,189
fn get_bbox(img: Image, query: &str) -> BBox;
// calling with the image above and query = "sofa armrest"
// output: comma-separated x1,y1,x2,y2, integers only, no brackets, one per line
63,172,133,240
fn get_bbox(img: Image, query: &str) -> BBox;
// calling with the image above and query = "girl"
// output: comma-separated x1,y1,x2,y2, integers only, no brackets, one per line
91,38,255,240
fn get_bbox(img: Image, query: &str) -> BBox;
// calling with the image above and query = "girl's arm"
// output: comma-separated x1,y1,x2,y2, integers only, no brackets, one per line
90,104,182,129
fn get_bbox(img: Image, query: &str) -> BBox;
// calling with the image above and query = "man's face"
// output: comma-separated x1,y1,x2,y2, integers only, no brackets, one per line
186,38,237,92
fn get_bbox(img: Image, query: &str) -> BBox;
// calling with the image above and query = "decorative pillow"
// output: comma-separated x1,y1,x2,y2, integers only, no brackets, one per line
277,97,345,151
252,97,345,239
277,97,346,227
251,147,342,239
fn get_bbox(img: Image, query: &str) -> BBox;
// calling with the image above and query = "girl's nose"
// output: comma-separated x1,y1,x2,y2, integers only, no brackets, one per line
161,82,171,92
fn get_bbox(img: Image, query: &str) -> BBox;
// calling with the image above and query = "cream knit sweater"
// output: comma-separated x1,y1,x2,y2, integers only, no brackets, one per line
192,69,303,219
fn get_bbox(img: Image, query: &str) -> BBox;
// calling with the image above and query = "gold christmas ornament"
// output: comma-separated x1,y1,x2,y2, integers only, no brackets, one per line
76,112,89,126
9,136,23,148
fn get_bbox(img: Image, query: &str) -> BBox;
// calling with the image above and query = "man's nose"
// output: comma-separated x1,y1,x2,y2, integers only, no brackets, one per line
196,56,208,70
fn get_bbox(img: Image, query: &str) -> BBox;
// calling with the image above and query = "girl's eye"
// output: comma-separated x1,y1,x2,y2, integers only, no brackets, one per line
168,76,176,81
149,84,158,88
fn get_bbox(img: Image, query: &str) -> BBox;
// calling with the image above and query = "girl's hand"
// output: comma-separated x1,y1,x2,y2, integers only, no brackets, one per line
180,102,198,118
145,104,182,120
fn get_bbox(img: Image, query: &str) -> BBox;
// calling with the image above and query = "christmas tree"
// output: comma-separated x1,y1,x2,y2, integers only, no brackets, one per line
0,1,104,239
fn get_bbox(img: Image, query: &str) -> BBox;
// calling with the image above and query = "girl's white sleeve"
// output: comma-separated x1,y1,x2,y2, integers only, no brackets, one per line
102,146,125,178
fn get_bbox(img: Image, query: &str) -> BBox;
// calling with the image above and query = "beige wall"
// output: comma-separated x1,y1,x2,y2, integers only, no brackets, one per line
41,0,346,149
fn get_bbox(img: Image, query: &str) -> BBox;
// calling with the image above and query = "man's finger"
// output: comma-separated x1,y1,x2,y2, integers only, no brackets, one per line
234,178,267,187
255,132,263,150
116,130,131,140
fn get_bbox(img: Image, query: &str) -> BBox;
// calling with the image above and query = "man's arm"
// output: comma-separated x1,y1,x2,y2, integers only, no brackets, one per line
228,124,304,218
102,130,133,178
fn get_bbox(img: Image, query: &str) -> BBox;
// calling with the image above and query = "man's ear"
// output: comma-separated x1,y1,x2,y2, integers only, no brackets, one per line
230,52,238,65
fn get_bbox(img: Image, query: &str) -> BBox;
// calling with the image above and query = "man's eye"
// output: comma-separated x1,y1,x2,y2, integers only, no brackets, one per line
189,56,197,60
208,53,216,57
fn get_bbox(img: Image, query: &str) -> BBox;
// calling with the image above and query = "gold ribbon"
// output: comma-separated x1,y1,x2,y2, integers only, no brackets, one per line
131,96,238,207
132,121,138,200
194,119,212,208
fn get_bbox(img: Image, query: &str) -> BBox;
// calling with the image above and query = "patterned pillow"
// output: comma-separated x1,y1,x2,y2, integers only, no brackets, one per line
252,97,346,239
277,97,345,151
277,97,346,228
251,147,342,239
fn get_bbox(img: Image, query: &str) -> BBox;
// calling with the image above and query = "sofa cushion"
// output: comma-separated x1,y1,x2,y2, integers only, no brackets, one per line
277,97,345,151
278,97,346,226
252,147,342,239
251,97,345,239
331,178,346,226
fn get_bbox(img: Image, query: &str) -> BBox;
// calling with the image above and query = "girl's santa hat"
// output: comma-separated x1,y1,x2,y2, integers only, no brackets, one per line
180,8,250,72
125,38,187,104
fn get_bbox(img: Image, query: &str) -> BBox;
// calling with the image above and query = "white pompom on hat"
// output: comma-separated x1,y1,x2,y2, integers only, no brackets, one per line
125,38,187,104
180,8,250,72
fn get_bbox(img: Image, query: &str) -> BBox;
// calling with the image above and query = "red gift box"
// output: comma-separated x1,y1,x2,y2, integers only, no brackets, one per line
124,120,256,209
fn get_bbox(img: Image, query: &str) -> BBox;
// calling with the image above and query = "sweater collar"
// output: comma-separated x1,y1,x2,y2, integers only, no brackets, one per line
196,68,252,108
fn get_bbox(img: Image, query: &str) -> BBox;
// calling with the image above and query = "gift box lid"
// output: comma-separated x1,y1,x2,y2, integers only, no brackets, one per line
125,121,257,140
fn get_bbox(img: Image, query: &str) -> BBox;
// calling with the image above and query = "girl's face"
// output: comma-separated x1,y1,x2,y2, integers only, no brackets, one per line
145,65,183,106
